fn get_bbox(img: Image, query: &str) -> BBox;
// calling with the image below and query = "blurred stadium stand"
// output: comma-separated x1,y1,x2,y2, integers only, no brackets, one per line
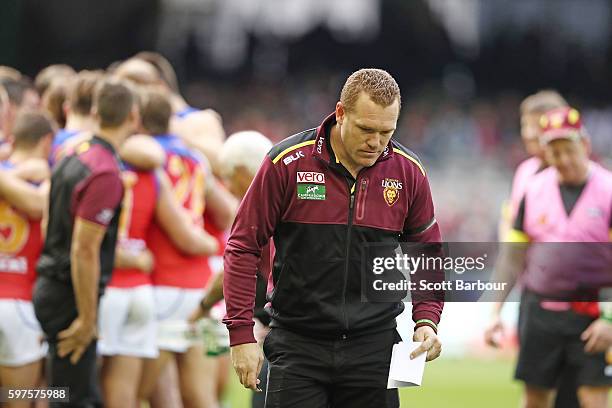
4,0,612,242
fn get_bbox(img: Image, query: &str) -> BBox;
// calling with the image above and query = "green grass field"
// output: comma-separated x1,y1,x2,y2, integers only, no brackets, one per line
222,357,522,408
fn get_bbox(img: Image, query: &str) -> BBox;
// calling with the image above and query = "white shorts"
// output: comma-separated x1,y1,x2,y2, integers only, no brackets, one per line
98,285,158,359
0,299,48,367
154,286,203,353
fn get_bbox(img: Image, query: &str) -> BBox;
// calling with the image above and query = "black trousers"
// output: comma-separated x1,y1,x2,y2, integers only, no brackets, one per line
32,277,102,408
263,327,401,408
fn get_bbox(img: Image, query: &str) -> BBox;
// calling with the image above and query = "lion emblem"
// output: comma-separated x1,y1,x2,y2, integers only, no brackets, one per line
383,186,399,206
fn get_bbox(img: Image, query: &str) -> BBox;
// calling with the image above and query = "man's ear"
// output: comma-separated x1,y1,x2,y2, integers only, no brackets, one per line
42,132,54,156
130,105,141,128
336,101,345,126
582,137,592,157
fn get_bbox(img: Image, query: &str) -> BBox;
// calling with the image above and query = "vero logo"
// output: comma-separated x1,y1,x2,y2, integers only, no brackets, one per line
297,172,325,184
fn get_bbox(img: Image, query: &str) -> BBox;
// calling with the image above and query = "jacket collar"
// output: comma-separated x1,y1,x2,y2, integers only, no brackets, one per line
312,112,395,165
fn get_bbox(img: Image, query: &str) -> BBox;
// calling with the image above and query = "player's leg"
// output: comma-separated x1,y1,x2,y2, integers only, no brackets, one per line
565,312,612,408
144,285,191,407
523,385,556,408
101,283,159,406
101,355,143,408
0,361,43,408
215,353,231,401
175,345,219,408
140,353,183,408
155,287,219,408
99,287,138,407
515,292,566,408
576,386,609,408
0,299,48,408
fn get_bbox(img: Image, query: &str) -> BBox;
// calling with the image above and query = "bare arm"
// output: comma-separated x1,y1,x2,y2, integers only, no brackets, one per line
488,241,528,306
201,271,224,310
57,217,105,364
70,218,105,325
0,168,49,219
205,177,238,230
189,271,224,322
171,109,225,174
40,181,50,238
10,158,50,181
155,170,218,256
114,245,154,273
119,135,166,171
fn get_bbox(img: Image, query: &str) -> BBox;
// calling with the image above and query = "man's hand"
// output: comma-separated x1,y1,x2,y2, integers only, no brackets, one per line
411,325,442,361
581,319,612,354
57,317,97,364
484,314,505,348
231,342,264,392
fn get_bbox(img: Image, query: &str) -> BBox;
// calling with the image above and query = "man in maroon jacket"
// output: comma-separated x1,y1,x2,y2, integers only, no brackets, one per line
223,69,443,408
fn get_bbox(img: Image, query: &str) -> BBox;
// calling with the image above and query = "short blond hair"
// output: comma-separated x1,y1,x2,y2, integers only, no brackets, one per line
520,90,568,116
340,68,401,112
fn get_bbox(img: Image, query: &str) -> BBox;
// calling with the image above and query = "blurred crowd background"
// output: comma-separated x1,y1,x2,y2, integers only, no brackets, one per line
6,0,612,242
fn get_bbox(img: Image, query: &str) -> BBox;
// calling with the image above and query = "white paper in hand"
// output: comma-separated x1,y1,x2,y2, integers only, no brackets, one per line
387,341,427,389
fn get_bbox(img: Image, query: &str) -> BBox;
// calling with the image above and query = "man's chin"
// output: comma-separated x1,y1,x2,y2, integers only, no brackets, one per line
357,157,379,168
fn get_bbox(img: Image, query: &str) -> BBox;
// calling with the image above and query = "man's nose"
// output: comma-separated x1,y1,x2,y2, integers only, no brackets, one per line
558,153,572,167
366,134,381,150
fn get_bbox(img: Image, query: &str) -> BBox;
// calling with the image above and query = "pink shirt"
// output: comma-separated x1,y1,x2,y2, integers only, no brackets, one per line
521,163,612,297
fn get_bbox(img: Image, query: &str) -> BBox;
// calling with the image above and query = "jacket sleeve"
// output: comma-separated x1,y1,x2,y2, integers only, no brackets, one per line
223,157,285,346
400,174,444,333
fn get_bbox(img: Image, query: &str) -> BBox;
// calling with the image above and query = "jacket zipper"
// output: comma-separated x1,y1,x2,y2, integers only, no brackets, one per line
355,178,369,221
342,179,357,332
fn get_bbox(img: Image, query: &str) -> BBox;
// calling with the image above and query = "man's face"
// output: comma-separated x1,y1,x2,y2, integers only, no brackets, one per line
544,138,589,185
337,92,399,169
520,112,543,157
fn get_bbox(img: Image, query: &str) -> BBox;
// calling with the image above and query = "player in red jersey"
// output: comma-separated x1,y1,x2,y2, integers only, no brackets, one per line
128,88,229,408
0,110,55,408
99,161,218,408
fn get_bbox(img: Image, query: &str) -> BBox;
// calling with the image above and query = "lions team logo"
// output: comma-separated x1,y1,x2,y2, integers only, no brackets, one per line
0,202,29,254
382,178,402,207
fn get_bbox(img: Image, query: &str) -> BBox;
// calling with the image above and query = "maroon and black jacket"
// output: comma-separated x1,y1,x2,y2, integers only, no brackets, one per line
223,113,443,346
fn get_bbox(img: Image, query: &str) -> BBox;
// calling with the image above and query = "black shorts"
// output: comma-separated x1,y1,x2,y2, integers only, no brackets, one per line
515,290,612,388
263,327,401,408
33,276,102,408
